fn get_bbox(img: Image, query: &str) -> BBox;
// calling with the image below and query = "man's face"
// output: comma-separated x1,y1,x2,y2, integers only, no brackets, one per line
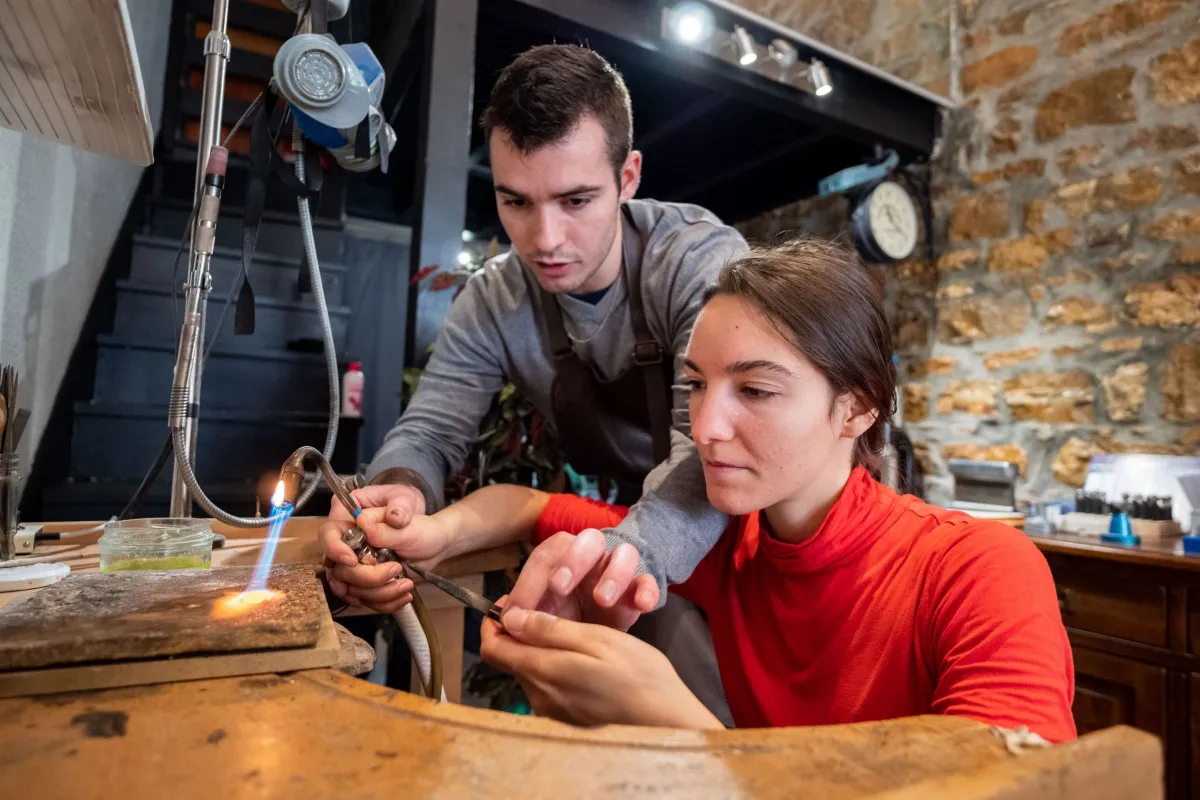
491,115,641,294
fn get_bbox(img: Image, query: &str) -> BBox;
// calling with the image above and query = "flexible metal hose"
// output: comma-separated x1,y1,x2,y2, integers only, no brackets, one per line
396,595,445,701
167,127,341,527
292,124,340,510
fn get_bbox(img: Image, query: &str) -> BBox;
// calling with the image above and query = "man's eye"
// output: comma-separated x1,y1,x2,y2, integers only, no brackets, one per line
502,198,526,208
565,197,591,208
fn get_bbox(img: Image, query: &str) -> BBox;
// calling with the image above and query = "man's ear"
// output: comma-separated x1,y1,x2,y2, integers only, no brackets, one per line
839,393,879,440
619,151,642,203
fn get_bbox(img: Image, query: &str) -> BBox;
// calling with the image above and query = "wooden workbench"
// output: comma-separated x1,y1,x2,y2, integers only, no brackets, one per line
0,667,1162,799
0,518,522,702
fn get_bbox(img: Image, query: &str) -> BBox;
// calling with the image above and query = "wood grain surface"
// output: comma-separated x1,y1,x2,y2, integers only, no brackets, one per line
0,669,1162,799
0,564,323,670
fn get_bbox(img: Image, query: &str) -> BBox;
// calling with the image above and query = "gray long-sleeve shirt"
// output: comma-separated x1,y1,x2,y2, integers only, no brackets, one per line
367,198,748,592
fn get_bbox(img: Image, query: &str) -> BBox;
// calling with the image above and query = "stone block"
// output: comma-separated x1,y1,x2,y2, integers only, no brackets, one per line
1058,144,1108,174
937,249,982,271
938,293,1031,343
1053,437,1097,487
1145,209,1200,241
1024,199,1048,234
1086,223,1132,248
1058,0,1185,55
912,440,938,476
949,192,1009,242
989,236,1049,272
997,81,1037,112
941,443,1028,476
1045,296,1118,333
1102,362,1149,421
1003,370,1095,423
1053,344,1089,357
1179,242,1200,264
1164,342,1200,422
971,159,1047,186
1053,167,1163,217
984,346,1041,371
909,357,957,379
1175,153,1200,195
903,383,931,423
988,118,1021,157
1035,67,1137,141
937,282,976,300
1152,38,1200,107
1100,336,1144,352
936,380,1001,415
1046,268,1099,288
961,46,1039,94
1124,124,1199,152
1124,274,1200,327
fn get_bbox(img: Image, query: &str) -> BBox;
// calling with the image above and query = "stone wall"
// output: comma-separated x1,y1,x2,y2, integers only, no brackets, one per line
734,0,1200,505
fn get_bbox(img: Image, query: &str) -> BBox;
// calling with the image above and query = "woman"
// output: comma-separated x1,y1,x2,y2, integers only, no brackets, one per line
324,238,1076,740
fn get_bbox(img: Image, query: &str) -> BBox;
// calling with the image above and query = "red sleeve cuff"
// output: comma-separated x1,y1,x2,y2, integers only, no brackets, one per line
532,494,631,545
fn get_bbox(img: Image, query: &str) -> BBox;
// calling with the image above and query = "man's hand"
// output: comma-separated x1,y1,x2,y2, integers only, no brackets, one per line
480,601,722,729
318,483,434,614
506,529,659,631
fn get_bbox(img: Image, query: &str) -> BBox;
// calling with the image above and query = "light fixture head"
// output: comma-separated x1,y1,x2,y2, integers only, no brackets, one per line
665,3,715,46
732,25,758,67
767,38,798,69
457,251,472,266
808,58,833,96
461,230,475,242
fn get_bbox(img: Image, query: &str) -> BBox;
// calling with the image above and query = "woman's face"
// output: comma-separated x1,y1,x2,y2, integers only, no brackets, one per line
683,295,868,517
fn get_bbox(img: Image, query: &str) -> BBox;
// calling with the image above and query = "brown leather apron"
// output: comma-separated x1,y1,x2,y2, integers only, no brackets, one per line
539,207,673,504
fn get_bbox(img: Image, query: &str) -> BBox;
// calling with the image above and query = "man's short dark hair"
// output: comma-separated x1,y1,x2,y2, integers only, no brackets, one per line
481,44,633,179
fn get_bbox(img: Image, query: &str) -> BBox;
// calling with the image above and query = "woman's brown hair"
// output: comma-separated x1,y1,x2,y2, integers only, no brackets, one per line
703,237,897,474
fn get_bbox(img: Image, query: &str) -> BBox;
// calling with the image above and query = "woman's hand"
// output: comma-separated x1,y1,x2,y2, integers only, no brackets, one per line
480,600,724,730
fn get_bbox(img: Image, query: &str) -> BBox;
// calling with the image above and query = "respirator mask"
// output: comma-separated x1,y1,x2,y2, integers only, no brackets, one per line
273,32,395,173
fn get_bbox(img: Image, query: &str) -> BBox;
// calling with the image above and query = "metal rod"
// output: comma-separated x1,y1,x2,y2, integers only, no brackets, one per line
170,0,232,516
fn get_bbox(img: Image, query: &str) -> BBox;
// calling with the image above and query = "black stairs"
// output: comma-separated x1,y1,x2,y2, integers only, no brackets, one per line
31,0,360,522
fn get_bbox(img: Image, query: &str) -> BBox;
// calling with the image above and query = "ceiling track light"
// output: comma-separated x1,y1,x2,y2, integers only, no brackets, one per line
767,38,798,70
731,25,758,67
663,2,715,46
808,58,834,96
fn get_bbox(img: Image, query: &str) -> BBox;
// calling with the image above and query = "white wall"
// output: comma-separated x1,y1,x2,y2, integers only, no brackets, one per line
0,0,171,471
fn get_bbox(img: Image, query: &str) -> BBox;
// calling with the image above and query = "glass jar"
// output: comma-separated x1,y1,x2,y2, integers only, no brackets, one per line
99,518,215,572
0,453,19,561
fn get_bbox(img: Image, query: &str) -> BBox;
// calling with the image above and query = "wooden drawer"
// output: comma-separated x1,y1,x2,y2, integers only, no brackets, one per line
1055,573,1169,648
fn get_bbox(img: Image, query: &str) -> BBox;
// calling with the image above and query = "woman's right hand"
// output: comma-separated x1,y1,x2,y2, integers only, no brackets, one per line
318,484,453,614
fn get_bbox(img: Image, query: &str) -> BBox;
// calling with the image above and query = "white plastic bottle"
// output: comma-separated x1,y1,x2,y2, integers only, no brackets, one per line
341,361,364,418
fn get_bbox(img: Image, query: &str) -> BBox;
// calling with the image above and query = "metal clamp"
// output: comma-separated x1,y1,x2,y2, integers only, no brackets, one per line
632,341,663,366
204,31,231,60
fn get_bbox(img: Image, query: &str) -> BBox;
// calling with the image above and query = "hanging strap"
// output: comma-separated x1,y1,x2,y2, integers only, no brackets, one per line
620,207,672,465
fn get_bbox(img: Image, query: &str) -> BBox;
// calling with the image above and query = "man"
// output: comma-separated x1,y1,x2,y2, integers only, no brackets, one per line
320,44,743,721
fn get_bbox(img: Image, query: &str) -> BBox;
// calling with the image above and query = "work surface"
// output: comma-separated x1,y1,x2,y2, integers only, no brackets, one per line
0,669,1160,799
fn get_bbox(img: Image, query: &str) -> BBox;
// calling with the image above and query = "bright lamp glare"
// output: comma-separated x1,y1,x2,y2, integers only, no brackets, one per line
809,59,833,96
457,251,471,266
816,84,832,97
667,4,714,45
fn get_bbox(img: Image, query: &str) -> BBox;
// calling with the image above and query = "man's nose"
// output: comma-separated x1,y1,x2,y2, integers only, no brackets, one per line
531,206,564,254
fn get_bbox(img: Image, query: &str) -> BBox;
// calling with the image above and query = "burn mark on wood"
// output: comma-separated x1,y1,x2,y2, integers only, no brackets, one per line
207,728,227,744
375,750,398,759
70,710,128,738
240,676,285,690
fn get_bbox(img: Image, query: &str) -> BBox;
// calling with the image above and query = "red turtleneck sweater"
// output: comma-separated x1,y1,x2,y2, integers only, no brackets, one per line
532,468,1076,741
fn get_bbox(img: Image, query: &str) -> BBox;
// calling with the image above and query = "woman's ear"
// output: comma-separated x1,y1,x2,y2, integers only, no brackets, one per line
838,393,879,440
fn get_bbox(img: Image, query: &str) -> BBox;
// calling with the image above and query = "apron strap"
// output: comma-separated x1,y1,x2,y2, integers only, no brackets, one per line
620,205,673,466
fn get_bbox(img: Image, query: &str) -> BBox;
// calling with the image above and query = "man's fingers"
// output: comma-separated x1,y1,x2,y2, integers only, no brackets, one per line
506,534,571,611
318,520,359,567
632,574,660,612
344,579,415,605
548,529,607,596
328,562,402,590
590,541,640,608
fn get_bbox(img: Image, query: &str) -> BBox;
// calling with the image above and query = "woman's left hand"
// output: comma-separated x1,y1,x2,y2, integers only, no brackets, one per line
480,601,724,730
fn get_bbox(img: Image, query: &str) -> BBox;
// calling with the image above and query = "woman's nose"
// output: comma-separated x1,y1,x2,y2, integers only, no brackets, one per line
690,391,734,444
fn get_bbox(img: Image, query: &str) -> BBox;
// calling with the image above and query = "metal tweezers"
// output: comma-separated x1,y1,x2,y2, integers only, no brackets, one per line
402,561,504,621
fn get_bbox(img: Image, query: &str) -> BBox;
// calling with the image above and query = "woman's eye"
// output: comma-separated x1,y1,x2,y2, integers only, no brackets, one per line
684,379,704,392
741,387,776,400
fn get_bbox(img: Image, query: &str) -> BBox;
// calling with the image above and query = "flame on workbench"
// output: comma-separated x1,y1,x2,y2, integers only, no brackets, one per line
211,481,293,619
